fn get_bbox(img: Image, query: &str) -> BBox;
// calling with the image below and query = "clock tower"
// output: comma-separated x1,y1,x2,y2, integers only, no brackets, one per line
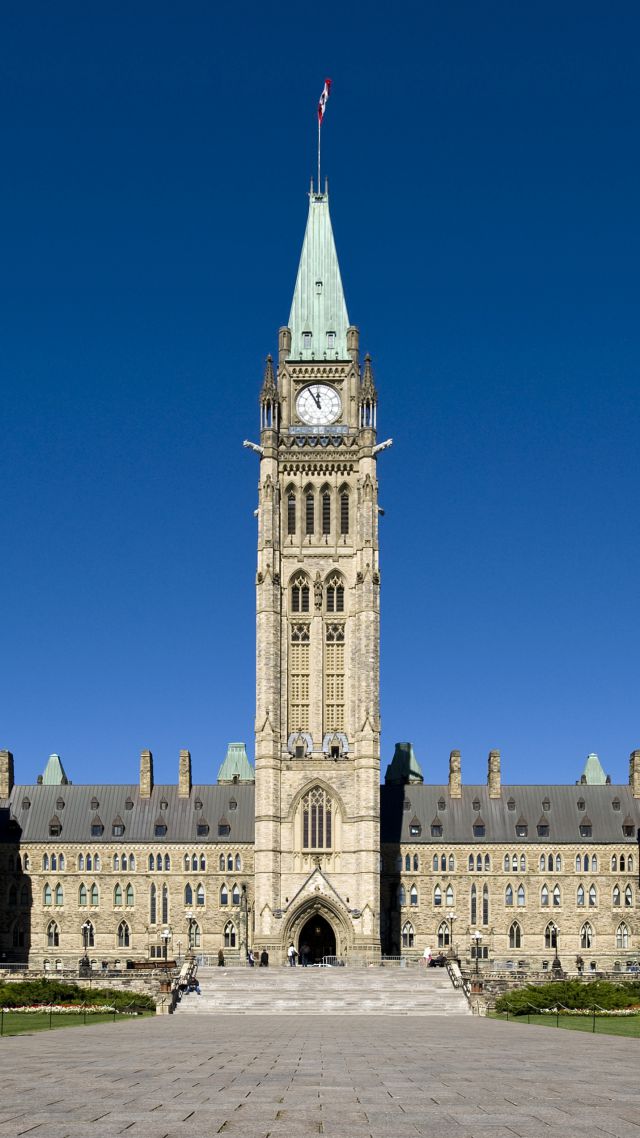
252,184,382,962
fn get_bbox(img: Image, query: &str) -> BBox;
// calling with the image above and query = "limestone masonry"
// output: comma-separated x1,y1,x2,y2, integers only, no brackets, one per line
1,184,638,972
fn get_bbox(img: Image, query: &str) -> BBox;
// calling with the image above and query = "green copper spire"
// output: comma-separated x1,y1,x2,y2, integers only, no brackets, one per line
217,742,255,785
385,742,425,786
42,753,69,785
288,186,350,361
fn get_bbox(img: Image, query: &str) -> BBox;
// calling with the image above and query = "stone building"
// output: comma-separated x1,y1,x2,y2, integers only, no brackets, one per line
1,182,638,973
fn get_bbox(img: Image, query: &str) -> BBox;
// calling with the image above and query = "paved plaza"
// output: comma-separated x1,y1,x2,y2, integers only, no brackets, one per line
0,1014,638,1138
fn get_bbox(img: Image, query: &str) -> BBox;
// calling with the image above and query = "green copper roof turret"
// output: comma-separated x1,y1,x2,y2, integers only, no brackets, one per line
579,752,608,785
217,742,255,785
385,742,424,785
42,753,69,785
288,187,350,361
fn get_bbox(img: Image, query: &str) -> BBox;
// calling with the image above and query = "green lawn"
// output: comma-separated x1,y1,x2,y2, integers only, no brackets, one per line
490,1012,640,1038
0,1010,153,1036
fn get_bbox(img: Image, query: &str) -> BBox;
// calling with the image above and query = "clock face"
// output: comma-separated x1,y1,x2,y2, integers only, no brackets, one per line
296,384,342,426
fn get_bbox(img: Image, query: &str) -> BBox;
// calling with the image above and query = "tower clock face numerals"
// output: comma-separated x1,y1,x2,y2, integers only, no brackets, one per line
296,384,342,426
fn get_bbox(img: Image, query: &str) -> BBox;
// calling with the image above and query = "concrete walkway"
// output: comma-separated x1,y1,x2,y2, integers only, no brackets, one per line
0,1014,637,1138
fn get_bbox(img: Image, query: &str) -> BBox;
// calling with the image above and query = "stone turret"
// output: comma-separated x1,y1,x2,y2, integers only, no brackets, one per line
178,749,192,798
630,750,640,799
0,750,14,800
218,742,255,785
488,749,501,798
449,750,462,798
140,749,153,798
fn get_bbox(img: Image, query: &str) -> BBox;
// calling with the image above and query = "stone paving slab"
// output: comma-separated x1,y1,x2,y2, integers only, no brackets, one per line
0,1015,638,1138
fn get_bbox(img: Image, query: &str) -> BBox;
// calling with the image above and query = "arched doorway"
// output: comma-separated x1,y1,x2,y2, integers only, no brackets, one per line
298,914,336,964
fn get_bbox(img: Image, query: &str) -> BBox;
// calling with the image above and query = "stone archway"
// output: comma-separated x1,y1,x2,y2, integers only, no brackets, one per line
284,896,351,963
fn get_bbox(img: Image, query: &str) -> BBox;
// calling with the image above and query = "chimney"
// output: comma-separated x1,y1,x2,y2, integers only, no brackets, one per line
140,749,153,798
488,749,501,798
0,750,14,799
178,749,192,798
630,750,640,798
448,750,462,798
278,326,291,366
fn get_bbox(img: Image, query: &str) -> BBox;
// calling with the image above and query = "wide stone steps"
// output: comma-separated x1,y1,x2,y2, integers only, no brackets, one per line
175,966,471,1016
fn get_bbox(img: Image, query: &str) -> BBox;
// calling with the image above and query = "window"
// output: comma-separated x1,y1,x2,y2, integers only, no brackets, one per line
117,920,130,948
49,816,61,837
197,820,209,837
43,854,50,871
482,884,489,925
322,488,331,534
125,884,134,906
577,884,585,907
431,823,442,837
507,798,516,811
112,818,124,837
287,491,296,535
552,884,560,907
164,855,170,871
201,855,206,871
196,884,205,906
91,817,103,837
162,884,168,924
189,919,201,948
410,885,418,907
625,885,633,907
224,921,236,948
289,622,310,733
414,854,420,872
517,884,525,907
434,885,442,907
611,855,617,871
620,855,626,872
90,883,99,906
616,922,629,949
470,885,477,925
339,489,349,535
484,854,490,871
472,799,480,812
402,922,415,948
623,821,634,837
125,797,134,811
541,884,549,907
325,573,345,613
326,331,335,348
436,921,450,948
185,884,193,906
588,884,597,907
542,799,551,812
555,854,561,871
448,854,455,871
445,884,454,906
592,855,598,871
219,854,225,871
305,488,314,535
51,854,57,871
83,920,95,947
613,884,621,906
218,822,231,837
302,331,312,349
302,786,332,849
515,823,527,838
505,884,513,907
438,798,446,812
545,922,557,949
473,822,485,838
43,884,52,906
150,884,157,924
409,821,421,837
537,823,549,837
221,883,228,906
398,885,406,907
405,854,411,871
504,855,510,872
47,920,59,947
579,822,592,838
581,922,593,949
468,855,474,871
114,884,122,906
291,573,310,614
509,921,521,949
155,823,167,838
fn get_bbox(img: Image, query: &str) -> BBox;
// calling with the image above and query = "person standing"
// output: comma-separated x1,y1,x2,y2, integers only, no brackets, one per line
260,948,269,967
287,942,298,967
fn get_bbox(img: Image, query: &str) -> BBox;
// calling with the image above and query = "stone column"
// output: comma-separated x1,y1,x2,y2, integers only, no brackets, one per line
488,750,501,798
178,749,191,798
140,750,153,798
0,750,14,799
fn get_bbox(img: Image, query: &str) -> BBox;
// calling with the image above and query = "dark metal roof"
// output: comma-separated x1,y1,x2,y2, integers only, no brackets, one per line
0,785,255,844
380,784,640,844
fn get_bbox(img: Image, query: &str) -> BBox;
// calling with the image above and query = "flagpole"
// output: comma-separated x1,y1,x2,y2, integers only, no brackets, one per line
317,117,321,195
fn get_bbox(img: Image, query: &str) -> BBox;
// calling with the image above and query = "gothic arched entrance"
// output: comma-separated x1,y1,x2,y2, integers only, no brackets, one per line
298,914,336,964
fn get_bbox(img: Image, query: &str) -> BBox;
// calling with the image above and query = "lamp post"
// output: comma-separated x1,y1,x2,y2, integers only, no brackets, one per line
472,930,482,975
551,923,561,972
446,911,457,956
241,884,249,960
160,927,171,974
177,939,182,965
185,910,194,954
80,920,91,977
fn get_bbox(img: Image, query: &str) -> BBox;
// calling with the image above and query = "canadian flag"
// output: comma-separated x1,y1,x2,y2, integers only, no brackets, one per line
318,79,332,124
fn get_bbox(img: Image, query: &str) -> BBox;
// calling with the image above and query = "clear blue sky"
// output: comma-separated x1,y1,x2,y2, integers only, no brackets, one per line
2,1,639,789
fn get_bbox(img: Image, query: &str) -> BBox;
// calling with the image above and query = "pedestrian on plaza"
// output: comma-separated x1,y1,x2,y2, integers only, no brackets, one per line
422,945,432,967
287,942,298,967
218,948,225,967
260,949,269,967
300,942,310,967
247,948,255,967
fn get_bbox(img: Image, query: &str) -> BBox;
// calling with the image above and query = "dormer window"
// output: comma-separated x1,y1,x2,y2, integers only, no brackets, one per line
515,817,528,838
507,798,516,811
473,819,486,838
194,798,203,811
579,816,592,838
229,799,237,811
154,818,167,837
409,817,421,837
315,281,323,294
612,799,621,811
91,815,104,837
125,798,134,810
577,798,586,811
542,799,551,812
326,331,335,348
49,815,62,837
112,817,124,837
22,797,31,811
438,798,446,812
91,797,99,810
472,799,481,812
160,799,168,811
622,816,634,837
56,797,65,811
302,332,312,349
196,819,210,837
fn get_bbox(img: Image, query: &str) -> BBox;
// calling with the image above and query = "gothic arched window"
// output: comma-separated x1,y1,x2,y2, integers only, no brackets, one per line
43,883,52,906
47,920,59,947
223,921,236,948
517,884,525,907
625,884,633,907
150,884,157,925
220,884,228,906
577,884,585,907
162,884,169,924
196,884,205,906
482,884,489,925
445,884,453,906
552,884,561,907
287,489,296,535
302,787,333,850
219,853,225,871
321,486,331,534
541,884,549,907
114,883,122,906
611,855,617,871
544,922,557,949
505,884,513,907
437,920,449,947
185,884,193,906
289,622,311,733
433,885,442,907
125,883,134,906
305,486,315,535
470,884,477,925
325,573,345,613
581,922,593,949
504,855,510,872
231,883,240,906
79,883,87,906
410,885,418,907
291,573,310,614
402,921,414,948
55,884,63,906
118,920,130,948
324,622,345,732
414,854,420,872
235,854,241,871
509,921,521,949
189,919,201,948
339,487,349,535
616,922,629,949
589,884,597,907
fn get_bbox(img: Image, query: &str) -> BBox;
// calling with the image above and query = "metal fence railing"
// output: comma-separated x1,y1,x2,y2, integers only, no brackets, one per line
0,1000,150,1036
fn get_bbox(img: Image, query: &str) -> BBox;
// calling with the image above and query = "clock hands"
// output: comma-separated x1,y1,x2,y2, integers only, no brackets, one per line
311,387,322,410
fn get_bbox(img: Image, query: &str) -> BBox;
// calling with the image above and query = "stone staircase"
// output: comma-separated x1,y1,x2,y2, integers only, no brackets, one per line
174,965,471,1016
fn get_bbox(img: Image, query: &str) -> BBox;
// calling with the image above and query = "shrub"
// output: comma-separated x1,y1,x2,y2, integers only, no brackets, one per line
495,980,640,1015
0,980,154,1012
